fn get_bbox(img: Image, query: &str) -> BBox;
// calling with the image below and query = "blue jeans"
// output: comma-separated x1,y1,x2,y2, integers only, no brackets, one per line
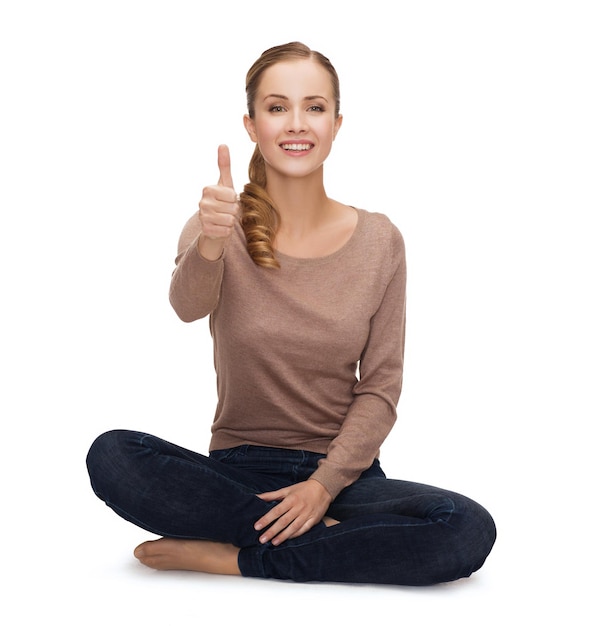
86,430,496,585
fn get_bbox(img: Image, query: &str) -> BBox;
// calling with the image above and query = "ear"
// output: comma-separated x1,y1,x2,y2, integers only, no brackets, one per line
332,114,343,141
243,114,257,142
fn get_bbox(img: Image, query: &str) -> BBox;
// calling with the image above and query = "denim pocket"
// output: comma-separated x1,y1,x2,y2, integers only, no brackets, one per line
209,446,248,464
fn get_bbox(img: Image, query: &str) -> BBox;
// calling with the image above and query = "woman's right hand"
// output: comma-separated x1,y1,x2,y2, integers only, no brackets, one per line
198,144,241,260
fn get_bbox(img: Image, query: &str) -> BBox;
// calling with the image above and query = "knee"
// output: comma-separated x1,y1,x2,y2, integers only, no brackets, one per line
86,429,124,470
456,499,497,578
86,429,132,498
474,503,497,567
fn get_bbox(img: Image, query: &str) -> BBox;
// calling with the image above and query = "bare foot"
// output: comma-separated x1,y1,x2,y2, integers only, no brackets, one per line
134,538,240,575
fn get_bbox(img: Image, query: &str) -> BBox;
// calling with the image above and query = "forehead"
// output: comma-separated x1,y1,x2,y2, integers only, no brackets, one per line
257,59,334,99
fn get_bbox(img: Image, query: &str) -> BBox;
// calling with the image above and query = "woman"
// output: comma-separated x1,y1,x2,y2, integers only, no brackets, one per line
86,42,496,585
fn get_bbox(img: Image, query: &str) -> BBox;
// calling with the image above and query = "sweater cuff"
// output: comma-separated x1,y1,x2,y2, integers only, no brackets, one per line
309,466,351,501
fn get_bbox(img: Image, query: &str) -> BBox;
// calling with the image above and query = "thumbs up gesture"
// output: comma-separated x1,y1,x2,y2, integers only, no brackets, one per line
198,145,241,259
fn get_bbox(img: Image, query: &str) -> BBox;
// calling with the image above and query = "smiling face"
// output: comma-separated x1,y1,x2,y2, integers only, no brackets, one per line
244,59,343,181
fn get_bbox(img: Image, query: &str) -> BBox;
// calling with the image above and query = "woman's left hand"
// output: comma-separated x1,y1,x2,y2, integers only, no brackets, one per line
254,479,332,546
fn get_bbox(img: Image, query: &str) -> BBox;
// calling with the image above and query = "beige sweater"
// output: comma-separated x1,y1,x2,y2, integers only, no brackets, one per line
169,208,406,499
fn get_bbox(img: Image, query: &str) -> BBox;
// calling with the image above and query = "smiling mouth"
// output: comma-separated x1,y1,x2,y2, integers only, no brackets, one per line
280,143,313,151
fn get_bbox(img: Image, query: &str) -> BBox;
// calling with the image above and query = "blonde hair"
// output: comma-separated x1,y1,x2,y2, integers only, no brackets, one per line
239,42,341,268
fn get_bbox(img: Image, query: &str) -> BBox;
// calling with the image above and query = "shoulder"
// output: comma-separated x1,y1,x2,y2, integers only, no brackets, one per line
357,209,405,258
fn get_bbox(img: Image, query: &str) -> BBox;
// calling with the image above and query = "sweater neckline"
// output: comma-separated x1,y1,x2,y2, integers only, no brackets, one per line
273,207,364,267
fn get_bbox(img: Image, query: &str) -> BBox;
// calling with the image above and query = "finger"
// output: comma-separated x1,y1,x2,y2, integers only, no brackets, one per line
254,490,288,531
254,504,285,533
200,212,236,238
256,489,285,502
269,516,317,546
201,224,234,240
258,511,296,544
201,185,239,208
217,144,234,189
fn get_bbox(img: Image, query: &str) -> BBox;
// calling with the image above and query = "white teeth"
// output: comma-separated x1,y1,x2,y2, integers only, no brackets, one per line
282,143,311,151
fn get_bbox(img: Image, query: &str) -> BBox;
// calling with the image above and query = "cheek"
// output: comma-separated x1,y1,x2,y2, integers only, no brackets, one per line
253,121,279,151
315,117,337,137
313,122,338,150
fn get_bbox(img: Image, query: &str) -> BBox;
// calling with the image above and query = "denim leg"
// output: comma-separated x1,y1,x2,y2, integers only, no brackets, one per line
87,433,496,585
239,476,496,585
86,430,281,547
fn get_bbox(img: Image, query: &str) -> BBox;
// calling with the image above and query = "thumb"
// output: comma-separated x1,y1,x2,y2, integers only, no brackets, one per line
217,144,234,189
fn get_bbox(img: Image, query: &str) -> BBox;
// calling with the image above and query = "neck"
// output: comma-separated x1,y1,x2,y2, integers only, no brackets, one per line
266,168,331,235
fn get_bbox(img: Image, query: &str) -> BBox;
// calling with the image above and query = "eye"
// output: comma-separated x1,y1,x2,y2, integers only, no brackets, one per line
269,105,286,113
308,104,325,112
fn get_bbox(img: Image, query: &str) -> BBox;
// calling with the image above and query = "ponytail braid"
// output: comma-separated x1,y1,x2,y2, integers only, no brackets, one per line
239,145,280,269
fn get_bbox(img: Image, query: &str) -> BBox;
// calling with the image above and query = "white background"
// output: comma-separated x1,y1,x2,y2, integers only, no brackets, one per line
1,1,590,623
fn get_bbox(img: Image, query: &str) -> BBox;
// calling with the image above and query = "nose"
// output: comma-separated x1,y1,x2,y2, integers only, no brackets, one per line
287,109,308,134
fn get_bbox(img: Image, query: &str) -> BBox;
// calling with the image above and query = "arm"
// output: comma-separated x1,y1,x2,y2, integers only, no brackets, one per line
310,228,406,498
168,215,225,322
169,145,240,322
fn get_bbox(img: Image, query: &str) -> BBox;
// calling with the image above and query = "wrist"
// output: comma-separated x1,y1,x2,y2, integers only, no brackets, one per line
307,478,332,504
197,234,226,261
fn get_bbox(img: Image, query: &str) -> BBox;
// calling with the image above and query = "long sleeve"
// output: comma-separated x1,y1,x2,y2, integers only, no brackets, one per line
310,227,406,498
169,212,225,323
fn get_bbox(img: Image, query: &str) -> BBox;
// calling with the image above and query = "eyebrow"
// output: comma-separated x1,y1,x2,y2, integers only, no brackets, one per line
263,93,329,103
